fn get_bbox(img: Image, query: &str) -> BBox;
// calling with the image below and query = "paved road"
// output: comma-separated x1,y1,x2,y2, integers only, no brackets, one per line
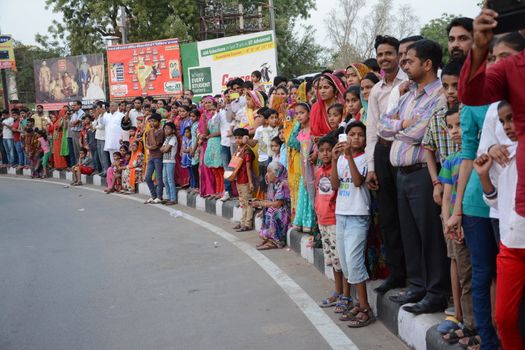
0,177,407,350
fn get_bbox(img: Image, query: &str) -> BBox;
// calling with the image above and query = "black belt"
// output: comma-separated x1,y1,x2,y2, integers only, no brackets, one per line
377,137,393,147
399,163,427,174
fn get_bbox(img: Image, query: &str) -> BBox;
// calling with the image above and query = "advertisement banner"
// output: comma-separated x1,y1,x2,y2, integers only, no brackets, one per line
106,38,183,100
181,31,277,99
0,35,16,69
33,53,106,111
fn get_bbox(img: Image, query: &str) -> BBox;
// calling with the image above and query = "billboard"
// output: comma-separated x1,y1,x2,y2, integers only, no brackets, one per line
106,38,183,100
0,35,16,69
33,54,106,110
180,31,277,99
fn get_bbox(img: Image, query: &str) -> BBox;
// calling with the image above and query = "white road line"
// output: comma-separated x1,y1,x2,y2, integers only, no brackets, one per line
1,176,359,350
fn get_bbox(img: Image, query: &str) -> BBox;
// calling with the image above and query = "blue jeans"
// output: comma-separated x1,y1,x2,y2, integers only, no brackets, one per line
14,140,25,165
2,138,14,164
96,139,110,174
336,215,370,284
162,162,177,201
462,215,498,350
221,145,232,194
145,157,163,199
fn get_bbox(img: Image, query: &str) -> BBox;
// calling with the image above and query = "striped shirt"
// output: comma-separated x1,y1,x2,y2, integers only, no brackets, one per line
378,79,446,167
438,151,462,213
422,106,459,164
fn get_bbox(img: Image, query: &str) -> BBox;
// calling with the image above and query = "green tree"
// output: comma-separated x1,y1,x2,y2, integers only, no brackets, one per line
420,13,460,63
13,42,60,104
37,0,199,55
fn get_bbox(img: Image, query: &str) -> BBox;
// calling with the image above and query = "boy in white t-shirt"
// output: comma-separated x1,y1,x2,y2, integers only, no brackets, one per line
474,101,525,350
330,121,374,328
248,108,279,195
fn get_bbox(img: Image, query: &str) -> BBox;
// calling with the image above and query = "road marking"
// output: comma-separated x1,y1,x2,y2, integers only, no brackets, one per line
1,177,359,350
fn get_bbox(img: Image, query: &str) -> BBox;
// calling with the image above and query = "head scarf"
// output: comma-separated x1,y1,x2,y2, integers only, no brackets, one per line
247,90,264,109
129,141,144,189
297,81,308,103
310,73,346,137
243,90,265,129
347,63,372,81
267,161,290,202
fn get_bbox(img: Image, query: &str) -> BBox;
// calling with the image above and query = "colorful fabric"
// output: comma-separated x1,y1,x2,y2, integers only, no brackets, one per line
181,137,192,168
438,151,462,213
293,176,317,233
347,62,372,80
259,162,291,245
422,106,459,164
204,118,222,168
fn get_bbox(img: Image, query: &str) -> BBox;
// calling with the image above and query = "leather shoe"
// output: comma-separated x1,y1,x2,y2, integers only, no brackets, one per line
389,290,425,305
402,298,447,315
374,278,405,295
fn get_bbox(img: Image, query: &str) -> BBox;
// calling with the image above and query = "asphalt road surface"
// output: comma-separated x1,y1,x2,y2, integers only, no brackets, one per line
0,177,407,350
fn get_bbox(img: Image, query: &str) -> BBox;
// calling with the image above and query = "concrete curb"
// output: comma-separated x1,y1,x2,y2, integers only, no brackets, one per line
0,168,456,350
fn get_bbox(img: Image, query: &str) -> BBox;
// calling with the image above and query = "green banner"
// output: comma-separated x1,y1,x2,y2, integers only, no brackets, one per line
188,67,213,95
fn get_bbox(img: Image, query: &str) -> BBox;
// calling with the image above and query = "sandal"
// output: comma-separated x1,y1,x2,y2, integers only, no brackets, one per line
232,224,242,230
347,308,375,328
339,305,361,321
459,335,480,349
319,292,341,308
257,241,278,250
437,316,460,335
237,226,253,232
443,327,476,344
334,296,353,314
256,239,269,248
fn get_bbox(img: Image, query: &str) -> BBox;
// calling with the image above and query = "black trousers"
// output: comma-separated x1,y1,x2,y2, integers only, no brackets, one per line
397,166,450,300
374,142,406,281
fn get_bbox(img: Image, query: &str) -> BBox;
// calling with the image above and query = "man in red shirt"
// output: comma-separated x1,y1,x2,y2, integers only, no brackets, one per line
458,8,525,216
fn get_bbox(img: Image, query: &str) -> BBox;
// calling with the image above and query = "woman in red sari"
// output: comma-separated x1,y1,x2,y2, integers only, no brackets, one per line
52,107,68,170
310,73,346,139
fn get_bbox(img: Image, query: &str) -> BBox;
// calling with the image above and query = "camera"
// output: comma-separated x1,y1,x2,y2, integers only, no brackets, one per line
488,0,525,34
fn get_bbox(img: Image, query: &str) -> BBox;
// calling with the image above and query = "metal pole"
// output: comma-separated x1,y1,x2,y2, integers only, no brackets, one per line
268,0,279,74
120,6,128,44
1,69,8,110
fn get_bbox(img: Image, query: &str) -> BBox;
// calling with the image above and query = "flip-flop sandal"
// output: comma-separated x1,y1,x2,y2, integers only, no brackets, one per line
347,309,375,328
437,316,460,334
257,242,278,250
237,227,253,232
443,327,476,344
318,292,341,308
459,335,480,349
256,239,269,248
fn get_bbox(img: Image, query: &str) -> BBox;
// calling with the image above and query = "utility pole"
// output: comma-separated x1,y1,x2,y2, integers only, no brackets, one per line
268,0,279,74
119,6,128,44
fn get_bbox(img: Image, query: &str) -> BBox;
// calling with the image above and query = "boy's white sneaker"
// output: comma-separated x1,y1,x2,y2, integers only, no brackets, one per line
152,198,162,204
219,192,230,202
144,198,154,204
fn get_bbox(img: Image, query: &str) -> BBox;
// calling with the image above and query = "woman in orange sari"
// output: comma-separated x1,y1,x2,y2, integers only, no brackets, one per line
52,107,68,169
122,140,144,194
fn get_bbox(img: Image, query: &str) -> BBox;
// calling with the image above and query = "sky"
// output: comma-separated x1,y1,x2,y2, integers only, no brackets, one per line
0,0,480,47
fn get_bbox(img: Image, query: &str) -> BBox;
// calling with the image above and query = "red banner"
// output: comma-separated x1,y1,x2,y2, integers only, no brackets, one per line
106,38,183,100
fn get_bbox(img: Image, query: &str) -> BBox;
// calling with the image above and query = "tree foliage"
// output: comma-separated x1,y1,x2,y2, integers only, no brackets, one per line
37,0,199,55
420,13,460,64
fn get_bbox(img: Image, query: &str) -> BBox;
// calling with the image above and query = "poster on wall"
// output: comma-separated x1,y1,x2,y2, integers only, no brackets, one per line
33,53,106,111
180,31,277,99
106,38,183,100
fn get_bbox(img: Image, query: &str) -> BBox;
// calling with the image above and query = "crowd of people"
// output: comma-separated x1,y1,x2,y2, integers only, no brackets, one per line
1,8,524,349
